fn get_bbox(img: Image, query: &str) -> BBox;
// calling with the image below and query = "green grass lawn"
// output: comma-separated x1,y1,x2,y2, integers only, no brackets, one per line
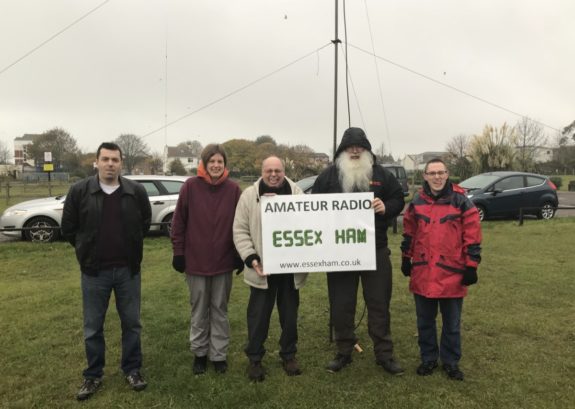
557,175,575,191
1,219,574,408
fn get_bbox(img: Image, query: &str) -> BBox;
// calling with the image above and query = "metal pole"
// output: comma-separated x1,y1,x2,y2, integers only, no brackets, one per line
328,0,340,343
332,0,340,161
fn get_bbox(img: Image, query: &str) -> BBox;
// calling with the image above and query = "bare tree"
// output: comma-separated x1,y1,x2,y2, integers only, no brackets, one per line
0,140,12,164
114,134,149,174
27,127,80,170
445,134,472,179
176,140,203,157
469,123,517,172
147,152,164,175
562,120,575,142
514,117,547,172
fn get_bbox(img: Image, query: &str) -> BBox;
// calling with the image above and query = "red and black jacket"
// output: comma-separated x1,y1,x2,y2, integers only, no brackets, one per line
401,182,481,298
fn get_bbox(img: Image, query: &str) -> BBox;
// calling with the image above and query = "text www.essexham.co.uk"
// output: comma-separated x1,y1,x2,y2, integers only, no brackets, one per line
279,258,362,270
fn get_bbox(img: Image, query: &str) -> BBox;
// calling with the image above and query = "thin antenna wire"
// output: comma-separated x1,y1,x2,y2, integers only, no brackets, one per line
164,23,168,148
142,42,332,139
342,0,351,127
0,0,111,76
339,43,366,129
363,0,392,155
348,42,561,133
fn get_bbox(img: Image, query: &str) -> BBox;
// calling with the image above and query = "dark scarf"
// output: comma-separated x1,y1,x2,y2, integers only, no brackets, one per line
259,179,292,196
423,180,452,200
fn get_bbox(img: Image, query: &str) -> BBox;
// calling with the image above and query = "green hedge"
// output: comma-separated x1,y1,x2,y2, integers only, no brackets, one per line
549,176,562,189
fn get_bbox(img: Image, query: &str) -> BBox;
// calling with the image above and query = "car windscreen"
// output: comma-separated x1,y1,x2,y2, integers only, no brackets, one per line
296,176,317,193
459,174,500,190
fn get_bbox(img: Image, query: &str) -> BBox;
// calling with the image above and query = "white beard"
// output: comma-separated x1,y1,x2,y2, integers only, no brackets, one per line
336,151,373,193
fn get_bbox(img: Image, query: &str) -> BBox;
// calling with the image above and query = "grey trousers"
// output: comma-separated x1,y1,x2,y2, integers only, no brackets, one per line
185,272,233,361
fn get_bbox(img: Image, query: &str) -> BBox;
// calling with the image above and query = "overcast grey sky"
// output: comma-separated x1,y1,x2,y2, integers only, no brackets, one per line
1,0,573,160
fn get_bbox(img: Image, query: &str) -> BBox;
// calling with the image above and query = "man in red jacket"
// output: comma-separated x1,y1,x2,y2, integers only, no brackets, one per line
401,158,482,381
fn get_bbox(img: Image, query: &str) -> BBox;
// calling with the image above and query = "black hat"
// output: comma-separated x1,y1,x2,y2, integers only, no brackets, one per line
335,127,372,158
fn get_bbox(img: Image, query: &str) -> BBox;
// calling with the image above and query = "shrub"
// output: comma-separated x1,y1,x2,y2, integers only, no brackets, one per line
549,176,562,189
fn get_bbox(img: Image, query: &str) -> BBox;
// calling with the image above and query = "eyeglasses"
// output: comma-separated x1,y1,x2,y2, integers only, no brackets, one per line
425,170,448,177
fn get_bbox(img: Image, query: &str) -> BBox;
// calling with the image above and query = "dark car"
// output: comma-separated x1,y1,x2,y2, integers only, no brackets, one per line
295,164,409,196
381,164,409,197
459,171,558,221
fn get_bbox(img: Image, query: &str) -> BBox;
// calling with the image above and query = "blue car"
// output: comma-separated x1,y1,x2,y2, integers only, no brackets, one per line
459,171,558,221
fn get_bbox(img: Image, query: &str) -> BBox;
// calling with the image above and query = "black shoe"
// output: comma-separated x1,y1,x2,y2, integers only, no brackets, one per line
282,357,302,376
126,371,147,391
77,378,102,401
247,361,265,382
442,363,464,381
212,360,228,374
376,357,405,375
326,353,352,373
193,355,208,375
416,361,438,376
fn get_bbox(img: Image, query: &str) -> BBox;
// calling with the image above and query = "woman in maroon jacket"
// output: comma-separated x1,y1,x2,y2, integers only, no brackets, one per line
170,144,242,375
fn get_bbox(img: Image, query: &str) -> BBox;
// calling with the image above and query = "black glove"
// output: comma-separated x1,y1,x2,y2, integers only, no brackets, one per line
234,256,245,275
401,257,412,277
461,267,478,286
172,255,185,273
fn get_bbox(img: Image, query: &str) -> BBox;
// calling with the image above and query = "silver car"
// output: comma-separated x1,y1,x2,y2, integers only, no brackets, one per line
0,175,188,242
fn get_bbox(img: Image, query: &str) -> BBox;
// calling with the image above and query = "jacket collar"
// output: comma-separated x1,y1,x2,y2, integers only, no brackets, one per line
88,175,135,195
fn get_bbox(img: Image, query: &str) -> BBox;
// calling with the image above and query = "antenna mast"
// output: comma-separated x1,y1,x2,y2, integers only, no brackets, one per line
332,0,341,161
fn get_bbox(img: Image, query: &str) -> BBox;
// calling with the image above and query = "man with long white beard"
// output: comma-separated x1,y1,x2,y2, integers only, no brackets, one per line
312,127,405,375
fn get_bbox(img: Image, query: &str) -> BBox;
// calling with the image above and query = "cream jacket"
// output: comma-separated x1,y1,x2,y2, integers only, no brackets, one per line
233,177,308,289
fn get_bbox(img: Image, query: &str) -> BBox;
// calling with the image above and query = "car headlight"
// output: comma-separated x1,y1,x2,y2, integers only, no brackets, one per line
466,194,474,198
3,209,28,217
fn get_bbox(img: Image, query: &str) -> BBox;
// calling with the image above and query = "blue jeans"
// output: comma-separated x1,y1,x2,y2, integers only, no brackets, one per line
414,294,463,365
81,267,142,379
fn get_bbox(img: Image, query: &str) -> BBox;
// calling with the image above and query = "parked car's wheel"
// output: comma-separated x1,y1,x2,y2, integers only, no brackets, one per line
475,205,486,221
161,213,173,237
538,202,555,220
24,216,60,242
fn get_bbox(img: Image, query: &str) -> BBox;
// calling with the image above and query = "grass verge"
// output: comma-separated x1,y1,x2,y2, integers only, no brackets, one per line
1,219,574,408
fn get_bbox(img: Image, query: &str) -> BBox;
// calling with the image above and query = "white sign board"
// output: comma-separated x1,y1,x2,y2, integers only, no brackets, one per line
44,152,52,162
261,192,375,274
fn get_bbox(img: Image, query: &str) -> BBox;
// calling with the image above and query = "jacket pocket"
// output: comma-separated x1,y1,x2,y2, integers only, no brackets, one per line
436,255,465,274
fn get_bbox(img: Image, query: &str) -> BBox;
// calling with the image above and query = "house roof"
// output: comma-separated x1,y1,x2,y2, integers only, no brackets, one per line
166,145,197,157
14,134,41,142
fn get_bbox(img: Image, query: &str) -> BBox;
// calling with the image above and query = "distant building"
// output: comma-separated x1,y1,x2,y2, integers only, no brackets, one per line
0,164,20,178
514,145,554,163
309,152,330,168
163,144,199,174
13,134,40,167
402,151,448,171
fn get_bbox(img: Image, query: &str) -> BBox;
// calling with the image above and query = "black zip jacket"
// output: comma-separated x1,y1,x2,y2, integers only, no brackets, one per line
61,175,152,276
312,164,404,248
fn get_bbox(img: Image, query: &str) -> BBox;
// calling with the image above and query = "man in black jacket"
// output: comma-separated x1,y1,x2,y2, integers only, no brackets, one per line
62,142,151,401
312,127,405,375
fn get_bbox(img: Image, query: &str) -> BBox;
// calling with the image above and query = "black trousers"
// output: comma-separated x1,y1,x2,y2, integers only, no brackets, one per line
327,246,394,360
245,274,300,362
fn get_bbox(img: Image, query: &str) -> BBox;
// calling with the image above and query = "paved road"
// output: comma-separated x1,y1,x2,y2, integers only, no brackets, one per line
557,191,575,217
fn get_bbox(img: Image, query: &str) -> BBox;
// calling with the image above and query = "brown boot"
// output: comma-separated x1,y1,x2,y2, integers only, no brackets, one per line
282,357,302,376
247,361,265,382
